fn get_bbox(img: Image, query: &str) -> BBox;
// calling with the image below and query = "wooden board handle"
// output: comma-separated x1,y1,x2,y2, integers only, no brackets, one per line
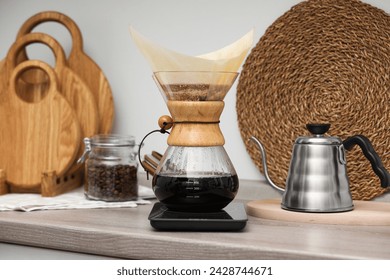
6,32,67,71
16,11,83,51
9,60,59,100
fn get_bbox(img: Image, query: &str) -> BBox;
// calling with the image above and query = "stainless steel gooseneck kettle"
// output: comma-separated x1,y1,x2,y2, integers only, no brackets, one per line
251,124,390,213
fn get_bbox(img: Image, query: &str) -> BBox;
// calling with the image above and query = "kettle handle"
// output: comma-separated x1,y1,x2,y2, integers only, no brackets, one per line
343,135,390,188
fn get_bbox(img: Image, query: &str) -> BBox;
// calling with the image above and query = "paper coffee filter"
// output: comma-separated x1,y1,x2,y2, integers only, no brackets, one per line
129,26,254,73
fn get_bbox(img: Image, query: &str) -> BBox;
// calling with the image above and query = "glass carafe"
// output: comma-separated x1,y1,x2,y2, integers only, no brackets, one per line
151,71,239,212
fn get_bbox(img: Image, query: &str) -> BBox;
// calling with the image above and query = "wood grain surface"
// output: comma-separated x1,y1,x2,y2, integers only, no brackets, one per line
0,60,80,188
246,199,390,226
0,178,390,260
16,11,114,134
0,170,6,195
2,32,99,146
167,101,225,146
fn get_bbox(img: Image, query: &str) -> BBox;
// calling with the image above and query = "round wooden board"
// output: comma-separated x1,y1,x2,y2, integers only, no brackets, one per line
246,199,390,226
0,60,80,188
16,11,114,134
4,32,99,142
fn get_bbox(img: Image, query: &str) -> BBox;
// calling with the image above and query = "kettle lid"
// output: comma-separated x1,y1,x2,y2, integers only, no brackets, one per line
295,124,342,145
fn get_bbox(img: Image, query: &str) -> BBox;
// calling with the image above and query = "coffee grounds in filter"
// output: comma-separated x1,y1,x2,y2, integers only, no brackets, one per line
161,84,230,101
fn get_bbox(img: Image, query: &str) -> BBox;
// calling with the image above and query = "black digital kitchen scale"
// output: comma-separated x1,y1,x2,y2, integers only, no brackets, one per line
148,202,247,231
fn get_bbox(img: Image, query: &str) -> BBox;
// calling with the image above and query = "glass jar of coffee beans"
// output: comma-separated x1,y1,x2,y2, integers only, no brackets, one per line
80,135,138,201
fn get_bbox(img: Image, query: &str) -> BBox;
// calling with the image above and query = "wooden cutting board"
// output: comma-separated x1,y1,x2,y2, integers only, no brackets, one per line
3,33,99,138
16,11,114,134
246,199,390,226
1,33,99,165
0,60,80,188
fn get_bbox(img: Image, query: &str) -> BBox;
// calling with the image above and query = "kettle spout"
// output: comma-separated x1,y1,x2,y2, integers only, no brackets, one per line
249,136,285,193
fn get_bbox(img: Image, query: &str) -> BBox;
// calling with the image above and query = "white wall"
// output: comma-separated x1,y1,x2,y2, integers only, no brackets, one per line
0,0,388,181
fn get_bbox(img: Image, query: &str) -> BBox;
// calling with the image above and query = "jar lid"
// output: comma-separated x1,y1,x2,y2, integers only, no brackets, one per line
77,134,136,164
90,134,136,147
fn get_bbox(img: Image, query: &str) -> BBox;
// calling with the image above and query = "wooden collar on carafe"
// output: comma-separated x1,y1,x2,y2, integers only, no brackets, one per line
159,101,225,147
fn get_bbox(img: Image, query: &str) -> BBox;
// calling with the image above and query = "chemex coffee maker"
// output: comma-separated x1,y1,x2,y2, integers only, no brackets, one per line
152,71,239,211
130,28,253,231
149,71,248,230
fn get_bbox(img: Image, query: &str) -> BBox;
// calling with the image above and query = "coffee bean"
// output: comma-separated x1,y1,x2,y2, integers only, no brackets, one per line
85,163,138,201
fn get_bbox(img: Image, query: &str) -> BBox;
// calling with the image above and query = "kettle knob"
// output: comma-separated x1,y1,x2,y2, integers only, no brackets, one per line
306,123,330,135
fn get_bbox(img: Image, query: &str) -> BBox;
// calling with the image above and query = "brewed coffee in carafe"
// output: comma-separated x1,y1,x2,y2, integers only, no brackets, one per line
152,71,239,212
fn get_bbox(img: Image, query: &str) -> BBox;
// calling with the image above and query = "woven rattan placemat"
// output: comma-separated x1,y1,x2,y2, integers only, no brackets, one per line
237,0,389,200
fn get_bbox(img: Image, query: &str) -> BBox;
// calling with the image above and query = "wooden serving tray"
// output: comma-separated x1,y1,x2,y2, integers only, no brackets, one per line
247,199,390,226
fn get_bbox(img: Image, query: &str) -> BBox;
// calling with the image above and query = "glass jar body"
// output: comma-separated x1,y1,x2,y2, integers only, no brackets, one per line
84,135,138,202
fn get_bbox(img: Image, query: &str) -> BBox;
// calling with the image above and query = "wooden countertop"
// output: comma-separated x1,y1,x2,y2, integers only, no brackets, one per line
0,178,389,260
